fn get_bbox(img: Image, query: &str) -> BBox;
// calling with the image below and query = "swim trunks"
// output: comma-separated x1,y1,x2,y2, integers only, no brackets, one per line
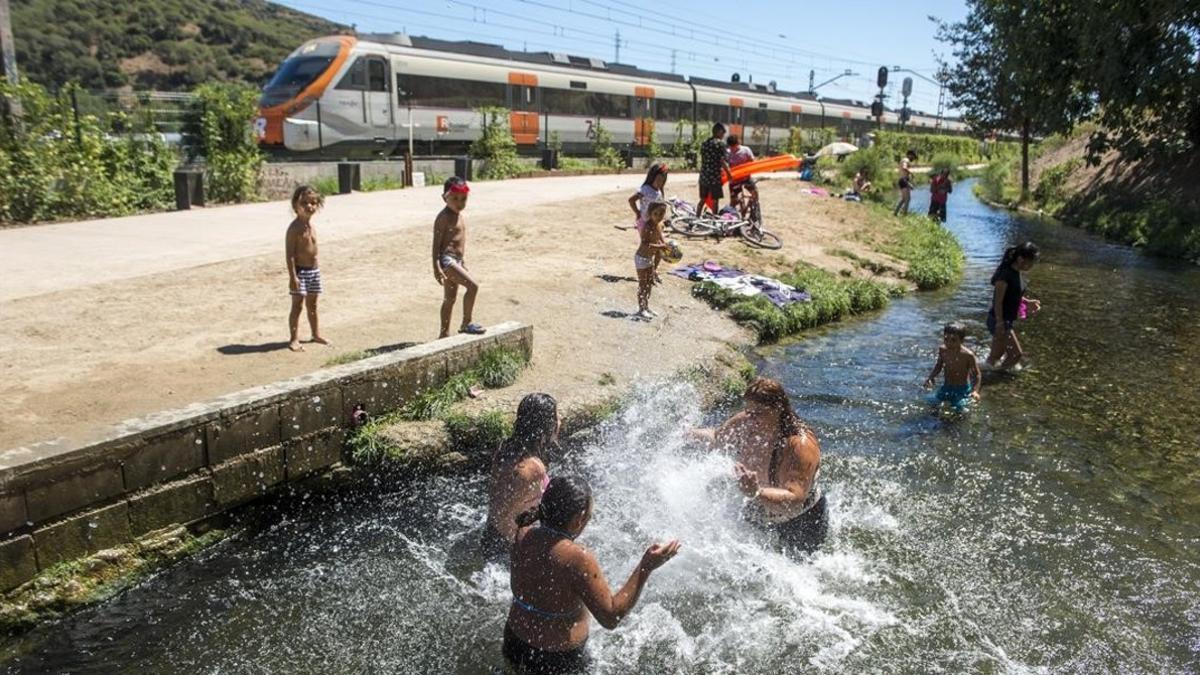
439,253,463,269
932,382,973,411
292,266,322,296
897,177,912,190
986,313,1015,336
771,493,829,556
699,181,724,205
502,622,589,675
634,253,655,270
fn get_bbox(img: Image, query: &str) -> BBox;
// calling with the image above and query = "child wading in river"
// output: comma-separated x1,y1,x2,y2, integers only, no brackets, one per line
285,185,329,352
924,321,982,411
635,200,671,320
432,176,486,338
986,241,1041,370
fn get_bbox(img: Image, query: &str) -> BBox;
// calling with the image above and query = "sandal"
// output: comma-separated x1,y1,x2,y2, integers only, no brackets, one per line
459,323,487,335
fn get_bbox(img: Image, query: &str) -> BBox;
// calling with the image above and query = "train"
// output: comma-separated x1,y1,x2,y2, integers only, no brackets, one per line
255,33,969,159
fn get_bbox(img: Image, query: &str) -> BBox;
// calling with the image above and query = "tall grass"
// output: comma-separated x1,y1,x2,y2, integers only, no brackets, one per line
694,265,898,343
886,213,966,290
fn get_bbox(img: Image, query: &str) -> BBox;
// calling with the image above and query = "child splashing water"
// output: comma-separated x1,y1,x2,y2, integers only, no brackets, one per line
634,200,671,320
924,322,982,412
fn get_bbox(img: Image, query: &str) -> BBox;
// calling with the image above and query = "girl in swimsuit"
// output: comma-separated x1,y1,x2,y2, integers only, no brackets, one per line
505,477,680,674
634,200,671,321
483,393,559,562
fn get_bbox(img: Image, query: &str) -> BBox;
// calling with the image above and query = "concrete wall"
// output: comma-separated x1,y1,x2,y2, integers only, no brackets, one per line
0,323,532,591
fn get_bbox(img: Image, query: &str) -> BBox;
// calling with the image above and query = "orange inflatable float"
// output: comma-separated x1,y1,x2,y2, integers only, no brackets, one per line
722,154,801,184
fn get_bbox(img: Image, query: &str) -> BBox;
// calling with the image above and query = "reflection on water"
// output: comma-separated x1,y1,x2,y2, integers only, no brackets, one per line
3,183,1199,673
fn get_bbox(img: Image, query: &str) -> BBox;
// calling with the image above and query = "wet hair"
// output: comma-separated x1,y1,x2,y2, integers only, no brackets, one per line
943,322,966,339
443,176,469,195
515,476,592,529
712,123,726,136
642,162,669,187
495,393,558,466
743,377,809,439
999,241,1040,269
726,134,740,146
291,185,323,212
906,149,918,160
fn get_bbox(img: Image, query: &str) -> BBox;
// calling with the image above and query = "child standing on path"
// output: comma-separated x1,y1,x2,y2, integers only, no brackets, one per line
697,123,733,216
285,185,329,352
635,200,671,320
924,322,982,411
432,177,486,338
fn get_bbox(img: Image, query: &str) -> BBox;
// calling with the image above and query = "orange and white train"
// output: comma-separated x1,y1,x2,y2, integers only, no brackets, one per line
256,33,968,159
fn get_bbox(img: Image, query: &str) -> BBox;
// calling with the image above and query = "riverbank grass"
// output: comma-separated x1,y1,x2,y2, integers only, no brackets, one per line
348,346,529,464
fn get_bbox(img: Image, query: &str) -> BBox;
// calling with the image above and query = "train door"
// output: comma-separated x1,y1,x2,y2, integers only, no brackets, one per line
634,86,655,146
365,55,395,146
729,97,744,140
507,73,540,145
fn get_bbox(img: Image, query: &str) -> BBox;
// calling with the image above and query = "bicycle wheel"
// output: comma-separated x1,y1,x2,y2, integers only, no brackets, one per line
668,216,710,237
740,224,783,249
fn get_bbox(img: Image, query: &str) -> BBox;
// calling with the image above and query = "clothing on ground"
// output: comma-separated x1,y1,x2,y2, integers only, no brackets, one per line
292,266,322,296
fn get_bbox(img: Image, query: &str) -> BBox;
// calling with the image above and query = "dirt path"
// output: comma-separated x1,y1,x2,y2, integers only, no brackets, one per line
0,178,908,450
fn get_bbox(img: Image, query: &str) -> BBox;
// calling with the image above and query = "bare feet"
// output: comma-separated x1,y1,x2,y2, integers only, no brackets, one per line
310,336,330,346
289,341,305,352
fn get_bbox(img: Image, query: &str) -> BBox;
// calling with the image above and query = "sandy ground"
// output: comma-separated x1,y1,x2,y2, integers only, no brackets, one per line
0,178,907,450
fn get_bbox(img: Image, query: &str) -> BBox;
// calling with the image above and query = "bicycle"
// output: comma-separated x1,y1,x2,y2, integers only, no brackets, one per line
666,192,783,250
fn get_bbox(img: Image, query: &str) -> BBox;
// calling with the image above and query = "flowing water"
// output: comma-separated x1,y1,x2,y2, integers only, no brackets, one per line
4,183,1199,674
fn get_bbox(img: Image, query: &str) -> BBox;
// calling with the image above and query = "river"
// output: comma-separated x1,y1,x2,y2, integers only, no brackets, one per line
3,182,1198,673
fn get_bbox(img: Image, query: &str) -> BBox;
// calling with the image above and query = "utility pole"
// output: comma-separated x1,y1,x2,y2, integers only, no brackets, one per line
808,70,815,94
0,0,22,120
934,67,948,129
670,49,676,74
614,29,620,63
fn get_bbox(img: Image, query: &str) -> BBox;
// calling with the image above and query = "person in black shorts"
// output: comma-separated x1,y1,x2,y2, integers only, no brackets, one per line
697,123,733,216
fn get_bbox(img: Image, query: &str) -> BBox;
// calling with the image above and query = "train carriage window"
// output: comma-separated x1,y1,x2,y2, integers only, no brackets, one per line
587,93,631,119
335,58,367,90
767,110,790,127
367,59,388,92
543,88,590,115
396,74,504,108
696,103,729,124
655,98,691,122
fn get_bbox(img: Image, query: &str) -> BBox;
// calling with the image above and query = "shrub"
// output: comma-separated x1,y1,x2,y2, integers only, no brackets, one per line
183,82,263,203
888,214,965,290
0,81,176,223
930,152,958,175
593,120,623,170
1032,159,1081,212
644,122,663,162
672,118,700,169
977,158,1017,204
469,106,522,179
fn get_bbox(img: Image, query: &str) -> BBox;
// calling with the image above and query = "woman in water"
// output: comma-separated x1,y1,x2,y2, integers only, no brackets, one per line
482,393,559,562
504,476,681,674
693,377,826,555
986,241,1042,371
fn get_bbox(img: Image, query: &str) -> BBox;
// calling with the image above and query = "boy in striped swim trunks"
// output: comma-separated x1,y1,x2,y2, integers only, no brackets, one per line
285,185,330,352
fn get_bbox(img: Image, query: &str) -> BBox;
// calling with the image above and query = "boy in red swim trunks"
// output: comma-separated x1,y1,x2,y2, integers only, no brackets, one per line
432,177,485,338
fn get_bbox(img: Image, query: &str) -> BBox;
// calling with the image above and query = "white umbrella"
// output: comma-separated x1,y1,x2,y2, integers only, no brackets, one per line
815,142,859,158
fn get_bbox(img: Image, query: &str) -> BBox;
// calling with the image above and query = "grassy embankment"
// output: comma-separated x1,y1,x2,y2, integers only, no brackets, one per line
976,125,1200,262
693,207,965,343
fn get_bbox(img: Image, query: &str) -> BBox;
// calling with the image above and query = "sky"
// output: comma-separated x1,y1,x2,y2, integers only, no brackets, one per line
274,0,970,115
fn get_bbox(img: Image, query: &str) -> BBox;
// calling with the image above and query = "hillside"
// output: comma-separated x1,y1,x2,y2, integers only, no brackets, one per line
1023,130,1200,262
9,0,346,91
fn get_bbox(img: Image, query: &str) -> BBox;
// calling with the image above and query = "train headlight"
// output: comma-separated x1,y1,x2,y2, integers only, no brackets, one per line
253,117,268,139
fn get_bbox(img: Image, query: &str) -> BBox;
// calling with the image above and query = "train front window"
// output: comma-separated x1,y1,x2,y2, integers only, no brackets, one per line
260,56,334,106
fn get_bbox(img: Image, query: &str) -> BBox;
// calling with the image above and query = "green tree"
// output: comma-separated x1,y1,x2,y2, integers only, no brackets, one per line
182,83,263,203
592,120,622,170
936,0,1091,197
469,106,522,179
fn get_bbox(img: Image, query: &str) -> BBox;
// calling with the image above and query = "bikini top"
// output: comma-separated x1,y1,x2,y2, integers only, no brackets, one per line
512,526,580,620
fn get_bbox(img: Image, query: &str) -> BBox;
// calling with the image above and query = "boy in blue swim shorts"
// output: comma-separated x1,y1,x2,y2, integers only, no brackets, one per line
923,322,982,411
